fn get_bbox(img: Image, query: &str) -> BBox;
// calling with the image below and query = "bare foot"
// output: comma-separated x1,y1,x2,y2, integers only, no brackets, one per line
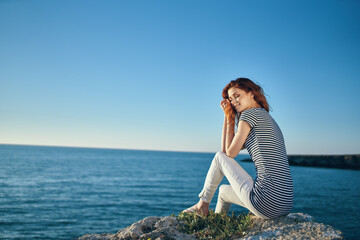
183,200,210,216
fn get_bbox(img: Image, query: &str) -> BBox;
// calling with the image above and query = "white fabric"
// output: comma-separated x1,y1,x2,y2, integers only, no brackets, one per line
198,151,270,219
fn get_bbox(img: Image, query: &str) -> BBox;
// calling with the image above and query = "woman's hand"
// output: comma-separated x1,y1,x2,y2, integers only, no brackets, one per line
220,99,230,113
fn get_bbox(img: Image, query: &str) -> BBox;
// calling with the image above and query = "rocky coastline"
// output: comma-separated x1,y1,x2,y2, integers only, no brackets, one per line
241,154,360,170
75,212,343,240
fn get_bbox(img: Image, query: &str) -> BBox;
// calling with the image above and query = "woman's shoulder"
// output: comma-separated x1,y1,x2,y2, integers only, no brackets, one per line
242,107,265,115
240,108,269,123
240,108,266,127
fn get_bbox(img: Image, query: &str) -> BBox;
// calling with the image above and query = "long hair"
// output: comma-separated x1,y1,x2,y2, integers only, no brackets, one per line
222,78,270,125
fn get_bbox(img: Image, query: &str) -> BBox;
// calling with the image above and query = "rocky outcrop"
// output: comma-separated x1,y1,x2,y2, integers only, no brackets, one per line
75,216,193,240
243,213,343,239
75,213,343,240
242,154,360,170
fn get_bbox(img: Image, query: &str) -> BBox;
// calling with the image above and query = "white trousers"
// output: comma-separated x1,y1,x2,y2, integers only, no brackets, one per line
198,151,269,219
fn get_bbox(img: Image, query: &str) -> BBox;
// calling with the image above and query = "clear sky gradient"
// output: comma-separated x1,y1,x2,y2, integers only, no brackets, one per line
1,0,359,154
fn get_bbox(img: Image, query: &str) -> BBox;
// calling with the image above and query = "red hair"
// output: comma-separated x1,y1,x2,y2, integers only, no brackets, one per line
222,78,270,125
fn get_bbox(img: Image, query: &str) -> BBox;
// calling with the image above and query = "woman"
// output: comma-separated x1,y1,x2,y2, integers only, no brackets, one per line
183,78,293,219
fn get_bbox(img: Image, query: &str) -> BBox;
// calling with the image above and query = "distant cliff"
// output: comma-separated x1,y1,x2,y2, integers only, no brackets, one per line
241,154,360,170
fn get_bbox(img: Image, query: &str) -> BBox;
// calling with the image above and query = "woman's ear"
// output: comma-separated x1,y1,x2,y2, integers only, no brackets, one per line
249,90,255,99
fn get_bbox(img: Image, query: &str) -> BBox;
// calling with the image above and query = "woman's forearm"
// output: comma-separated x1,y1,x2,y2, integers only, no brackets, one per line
225,120,235,152
221,116,227,152
221,116,235,152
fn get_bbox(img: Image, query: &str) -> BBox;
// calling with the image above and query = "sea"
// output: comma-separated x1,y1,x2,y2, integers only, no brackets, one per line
0,144,359,239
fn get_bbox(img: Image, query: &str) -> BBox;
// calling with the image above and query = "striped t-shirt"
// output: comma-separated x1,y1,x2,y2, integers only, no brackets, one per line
240,108,294,218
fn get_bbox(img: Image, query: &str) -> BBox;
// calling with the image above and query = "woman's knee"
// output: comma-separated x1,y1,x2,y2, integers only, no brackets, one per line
212,151,223,166
219,184,227,194
218,184,231,202
215,151,226,158
214,151,234,167
214,151,228,164
218,184,226,202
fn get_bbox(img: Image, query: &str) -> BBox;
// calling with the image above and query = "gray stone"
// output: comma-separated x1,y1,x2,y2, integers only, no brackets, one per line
75,212,343,240
240,213,343,240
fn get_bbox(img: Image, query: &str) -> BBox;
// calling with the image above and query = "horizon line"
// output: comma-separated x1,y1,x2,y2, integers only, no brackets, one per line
0,143,222,155
0,143,358,156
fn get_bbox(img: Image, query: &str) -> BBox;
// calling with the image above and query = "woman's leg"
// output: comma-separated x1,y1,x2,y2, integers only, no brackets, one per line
215,184,246,214
184,151,245,216
198,151,253,204
197,151,266,216
185,151,268,218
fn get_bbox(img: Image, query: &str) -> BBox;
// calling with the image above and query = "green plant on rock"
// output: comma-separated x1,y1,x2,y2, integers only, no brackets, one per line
176,210,252,240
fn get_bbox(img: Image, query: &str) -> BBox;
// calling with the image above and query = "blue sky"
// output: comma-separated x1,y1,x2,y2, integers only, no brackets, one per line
1,0,359,154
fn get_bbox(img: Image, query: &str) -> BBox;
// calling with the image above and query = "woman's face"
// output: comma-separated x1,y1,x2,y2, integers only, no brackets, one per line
228,87,257,113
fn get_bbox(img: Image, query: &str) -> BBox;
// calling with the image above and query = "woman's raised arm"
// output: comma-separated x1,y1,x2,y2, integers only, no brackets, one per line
225,120,251,158
220,99,251,158
221,115,234,152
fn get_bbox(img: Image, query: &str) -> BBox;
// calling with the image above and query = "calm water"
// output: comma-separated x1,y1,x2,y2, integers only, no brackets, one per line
0,144,359,239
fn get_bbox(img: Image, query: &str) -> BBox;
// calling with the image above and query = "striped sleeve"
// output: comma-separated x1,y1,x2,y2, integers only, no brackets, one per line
240,109,258,128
